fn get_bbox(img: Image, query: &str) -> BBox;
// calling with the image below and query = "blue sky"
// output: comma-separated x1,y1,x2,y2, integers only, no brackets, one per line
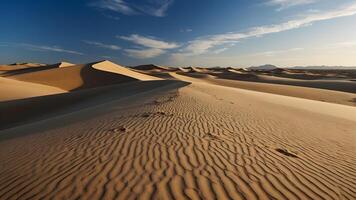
1,0,356,67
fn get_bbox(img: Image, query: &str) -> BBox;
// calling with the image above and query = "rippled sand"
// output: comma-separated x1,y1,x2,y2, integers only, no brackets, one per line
1,68,356,199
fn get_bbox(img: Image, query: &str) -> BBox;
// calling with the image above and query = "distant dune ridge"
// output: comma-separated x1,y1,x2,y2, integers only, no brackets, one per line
248,64,279,71
1,60,356,199
131,64,177,72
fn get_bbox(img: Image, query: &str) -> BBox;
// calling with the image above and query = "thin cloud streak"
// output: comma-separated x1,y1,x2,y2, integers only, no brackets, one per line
83,40,121,50
247,48,304,57
119,34,180,49
179,2,356,56
90,0,174,17
90,0,136,15
266,0,318,11
21,43,83,55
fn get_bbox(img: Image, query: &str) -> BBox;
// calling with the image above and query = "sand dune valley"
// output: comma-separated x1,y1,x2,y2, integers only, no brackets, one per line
1,60,356,200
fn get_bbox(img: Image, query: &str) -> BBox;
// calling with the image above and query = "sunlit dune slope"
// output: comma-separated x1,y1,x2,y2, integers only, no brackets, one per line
0,77,66,102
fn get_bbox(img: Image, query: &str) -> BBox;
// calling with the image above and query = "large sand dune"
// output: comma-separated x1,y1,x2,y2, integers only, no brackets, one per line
7,60,158,91
1,63,356,199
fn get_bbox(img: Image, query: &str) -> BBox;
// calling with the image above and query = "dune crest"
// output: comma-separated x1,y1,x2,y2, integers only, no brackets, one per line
92,60,160,81
56,61,75,68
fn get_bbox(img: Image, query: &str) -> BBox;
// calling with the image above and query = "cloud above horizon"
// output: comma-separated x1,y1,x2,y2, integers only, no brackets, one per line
21,43,83,55
176,2,356,57
124,48,165,59
266,0,318,11
90,0,174,17
119,34,180,58
83,40,121,50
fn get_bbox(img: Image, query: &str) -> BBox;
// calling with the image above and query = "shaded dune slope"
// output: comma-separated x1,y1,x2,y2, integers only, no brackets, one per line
0,80,187,130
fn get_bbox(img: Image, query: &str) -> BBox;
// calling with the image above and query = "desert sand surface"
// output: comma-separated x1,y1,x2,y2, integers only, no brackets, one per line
1,61,356,200
173,72,356,106
162,68,356,106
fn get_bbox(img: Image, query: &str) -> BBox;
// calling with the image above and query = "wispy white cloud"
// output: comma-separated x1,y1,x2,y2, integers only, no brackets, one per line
248,48,304,57
120,34,180,49
90,0,174,17
119,34,179,58
178,2,356,57
83,40,121,50
90,0,136,15
266,0,318,11
124,48,165,59
21,43,83,55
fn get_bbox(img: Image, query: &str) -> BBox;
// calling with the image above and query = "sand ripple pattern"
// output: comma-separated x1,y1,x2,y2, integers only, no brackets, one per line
1,83,356,200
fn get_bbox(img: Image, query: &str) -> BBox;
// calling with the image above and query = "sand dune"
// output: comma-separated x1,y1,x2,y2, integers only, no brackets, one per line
1,61,356,200
7,60,158,91
0,77,66,102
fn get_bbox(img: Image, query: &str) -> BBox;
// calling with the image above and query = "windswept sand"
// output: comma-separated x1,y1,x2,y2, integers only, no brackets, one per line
1,68,356,199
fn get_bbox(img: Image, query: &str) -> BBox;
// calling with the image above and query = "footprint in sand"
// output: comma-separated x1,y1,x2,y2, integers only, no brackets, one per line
141,111,173,118
109,126,127,133
275,148,299,158
204,133,221,141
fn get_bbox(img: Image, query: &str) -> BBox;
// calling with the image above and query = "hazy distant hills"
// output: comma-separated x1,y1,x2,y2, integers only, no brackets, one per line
248,64,356,70
248,64,278,71
289,66,356,70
